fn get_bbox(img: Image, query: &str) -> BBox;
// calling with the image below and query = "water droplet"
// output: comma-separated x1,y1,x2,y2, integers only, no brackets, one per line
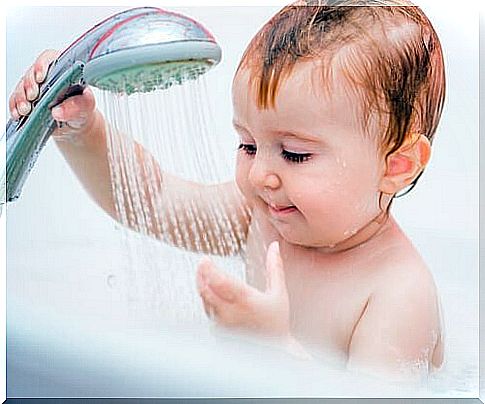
107,274,117,288
343,228,357,237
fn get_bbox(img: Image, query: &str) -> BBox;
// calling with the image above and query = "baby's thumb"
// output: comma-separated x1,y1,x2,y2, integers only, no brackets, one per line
51,88,96,135
266,241,286,295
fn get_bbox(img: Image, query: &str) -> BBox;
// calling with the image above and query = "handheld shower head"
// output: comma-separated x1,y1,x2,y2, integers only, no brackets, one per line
84,9,221,94
3,7,221,204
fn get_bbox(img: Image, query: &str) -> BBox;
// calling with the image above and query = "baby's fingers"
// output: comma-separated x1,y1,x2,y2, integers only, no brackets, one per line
33,49,61,84
199,286,223,320
8,88,20,120
10,80,31,119
198,257,247,303
9,49,60,120
51,88,95,123
27,50,60,102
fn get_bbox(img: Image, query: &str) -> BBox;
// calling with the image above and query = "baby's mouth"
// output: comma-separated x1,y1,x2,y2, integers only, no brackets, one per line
267,202,298,216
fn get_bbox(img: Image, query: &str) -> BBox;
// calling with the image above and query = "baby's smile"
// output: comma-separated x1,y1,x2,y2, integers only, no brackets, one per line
257,195,299,217
267,202,298,217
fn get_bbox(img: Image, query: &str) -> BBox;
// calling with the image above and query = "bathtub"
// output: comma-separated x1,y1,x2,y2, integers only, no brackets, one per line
6,211,478,397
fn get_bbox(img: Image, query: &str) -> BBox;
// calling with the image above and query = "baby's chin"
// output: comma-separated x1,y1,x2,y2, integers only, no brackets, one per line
273,225,338,251
261,203,353,251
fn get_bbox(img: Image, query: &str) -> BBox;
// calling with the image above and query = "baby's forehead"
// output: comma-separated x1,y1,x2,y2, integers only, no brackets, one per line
233,58,365,116
234,23,424,132
232,60,380,139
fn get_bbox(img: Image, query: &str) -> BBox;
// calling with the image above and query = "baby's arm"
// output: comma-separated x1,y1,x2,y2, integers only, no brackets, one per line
347,265,443,378
9,50,251,256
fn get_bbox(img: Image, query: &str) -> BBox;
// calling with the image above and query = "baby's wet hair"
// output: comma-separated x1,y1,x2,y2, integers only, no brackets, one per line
236,0,445,195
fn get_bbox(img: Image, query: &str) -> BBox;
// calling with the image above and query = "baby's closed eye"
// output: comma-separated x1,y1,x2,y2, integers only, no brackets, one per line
281,149,312,163
238,143,312,164
238,143,257,156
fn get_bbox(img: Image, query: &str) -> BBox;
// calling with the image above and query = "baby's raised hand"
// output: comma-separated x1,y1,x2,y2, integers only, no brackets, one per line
9,49,59,120
196,242,290,337
8,49,97,142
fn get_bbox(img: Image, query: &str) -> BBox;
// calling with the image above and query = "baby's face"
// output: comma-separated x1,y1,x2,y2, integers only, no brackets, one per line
232,61,387,249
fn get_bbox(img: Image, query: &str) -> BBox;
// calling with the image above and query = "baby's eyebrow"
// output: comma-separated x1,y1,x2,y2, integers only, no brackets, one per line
277,130,321,144
232,121,322,143
232,122,322,145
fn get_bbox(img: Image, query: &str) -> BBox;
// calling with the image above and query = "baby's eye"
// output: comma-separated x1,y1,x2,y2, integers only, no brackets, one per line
238,143,257,156
281,149,312,163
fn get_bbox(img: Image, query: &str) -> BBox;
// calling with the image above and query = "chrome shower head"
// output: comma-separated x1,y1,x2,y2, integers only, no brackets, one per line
3,7,221,204
84,8,221,94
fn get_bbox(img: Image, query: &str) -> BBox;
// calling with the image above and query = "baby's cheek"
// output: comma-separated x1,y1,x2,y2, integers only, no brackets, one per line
294,178,339,220
335,180,381,233
301,177,375,236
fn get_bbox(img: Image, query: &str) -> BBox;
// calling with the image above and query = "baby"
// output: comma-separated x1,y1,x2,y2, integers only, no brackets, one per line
9,0,445,378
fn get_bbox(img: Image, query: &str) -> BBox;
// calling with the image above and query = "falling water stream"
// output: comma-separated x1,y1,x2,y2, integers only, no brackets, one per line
94,75,247,323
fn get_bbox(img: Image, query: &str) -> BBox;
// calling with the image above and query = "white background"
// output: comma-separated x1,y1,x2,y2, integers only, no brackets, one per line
2,1,480,399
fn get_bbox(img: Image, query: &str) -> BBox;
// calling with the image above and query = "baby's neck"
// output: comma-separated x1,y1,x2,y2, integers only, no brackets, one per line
303,212,397,256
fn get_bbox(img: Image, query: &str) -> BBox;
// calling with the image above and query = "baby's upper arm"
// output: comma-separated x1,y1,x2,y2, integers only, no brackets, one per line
347,266,442,378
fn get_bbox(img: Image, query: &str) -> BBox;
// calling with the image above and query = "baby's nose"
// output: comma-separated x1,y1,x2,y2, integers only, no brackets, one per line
248,157,281,190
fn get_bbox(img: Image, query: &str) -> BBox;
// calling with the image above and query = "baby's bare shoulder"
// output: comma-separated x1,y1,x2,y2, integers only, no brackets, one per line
373,238,437,295
367,237,439,311
348,243,442,372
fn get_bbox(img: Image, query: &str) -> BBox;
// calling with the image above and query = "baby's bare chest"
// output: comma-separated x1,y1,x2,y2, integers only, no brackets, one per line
244,216,374,356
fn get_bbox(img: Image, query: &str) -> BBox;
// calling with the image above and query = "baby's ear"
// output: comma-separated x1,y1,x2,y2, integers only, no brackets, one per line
379,134,431,195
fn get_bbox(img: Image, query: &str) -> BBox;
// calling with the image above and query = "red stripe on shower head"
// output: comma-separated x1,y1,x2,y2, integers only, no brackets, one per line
87,8,216,61
88,11,154,60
